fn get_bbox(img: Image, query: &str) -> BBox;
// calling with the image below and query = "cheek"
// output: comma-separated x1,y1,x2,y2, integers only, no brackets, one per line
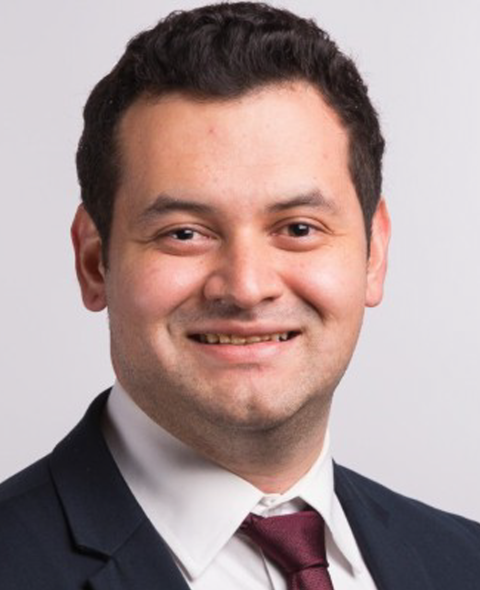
109,256,207,322
285,250,368,319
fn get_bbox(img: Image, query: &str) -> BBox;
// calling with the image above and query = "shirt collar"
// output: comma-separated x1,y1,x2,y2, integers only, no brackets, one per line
103,381,364,578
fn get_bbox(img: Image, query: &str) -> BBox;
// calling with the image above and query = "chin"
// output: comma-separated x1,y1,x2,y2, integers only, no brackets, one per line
201,395,307,433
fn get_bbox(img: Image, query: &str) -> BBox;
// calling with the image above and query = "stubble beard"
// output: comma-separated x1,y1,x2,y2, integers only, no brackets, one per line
110,329,344,477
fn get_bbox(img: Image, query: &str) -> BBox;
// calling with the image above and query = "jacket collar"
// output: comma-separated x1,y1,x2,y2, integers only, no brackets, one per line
49,390,190,590
334,464,435,590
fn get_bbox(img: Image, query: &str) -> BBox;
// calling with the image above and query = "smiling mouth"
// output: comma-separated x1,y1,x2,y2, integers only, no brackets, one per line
189,331,300,345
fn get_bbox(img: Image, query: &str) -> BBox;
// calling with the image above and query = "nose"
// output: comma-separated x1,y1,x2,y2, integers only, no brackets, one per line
202,235,284,310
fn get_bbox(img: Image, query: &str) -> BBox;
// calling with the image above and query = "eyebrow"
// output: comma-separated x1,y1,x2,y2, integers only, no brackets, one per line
267,190,338,213
137,189,337,225
137,195,215,226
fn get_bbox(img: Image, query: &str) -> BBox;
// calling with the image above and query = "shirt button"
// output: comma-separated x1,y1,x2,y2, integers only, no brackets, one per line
261,497,277,508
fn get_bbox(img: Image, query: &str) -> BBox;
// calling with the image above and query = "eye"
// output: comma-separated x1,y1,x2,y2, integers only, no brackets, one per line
277,222,320,238
168,228,198,241
157,226,211,242
273,220,326,251
284,223,314,237
152,225,215,256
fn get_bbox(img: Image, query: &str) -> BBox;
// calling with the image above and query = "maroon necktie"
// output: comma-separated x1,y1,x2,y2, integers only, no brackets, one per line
240,509,334,590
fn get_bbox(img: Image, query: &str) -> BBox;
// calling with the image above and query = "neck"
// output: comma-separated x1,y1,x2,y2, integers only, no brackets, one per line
117,377,332,494
154,396,330,494
217,428,328,493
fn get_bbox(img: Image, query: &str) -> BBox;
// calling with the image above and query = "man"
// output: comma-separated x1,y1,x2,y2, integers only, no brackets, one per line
1,2,479,589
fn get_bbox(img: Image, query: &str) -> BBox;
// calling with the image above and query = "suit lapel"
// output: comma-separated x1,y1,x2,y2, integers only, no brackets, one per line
49,391,190,590
334,465,435,590
87,520,190,590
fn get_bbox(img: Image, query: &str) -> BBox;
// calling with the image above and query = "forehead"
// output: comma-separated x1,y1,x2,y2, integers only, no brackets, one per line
115,82,355,215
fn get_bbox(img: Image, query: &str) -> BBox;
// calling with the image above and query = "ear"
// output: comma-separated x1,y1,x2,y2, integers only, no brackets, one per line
71,205,107,311
366,199,391,307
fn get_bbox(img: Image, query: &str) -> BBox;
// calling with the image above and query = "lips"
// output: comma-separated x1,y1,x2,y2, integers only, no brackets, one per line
189,331,299,345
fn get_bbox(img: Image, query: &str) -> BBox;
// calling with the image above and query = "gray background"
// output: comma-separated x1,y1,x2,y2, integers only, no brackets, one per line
1,1,479,520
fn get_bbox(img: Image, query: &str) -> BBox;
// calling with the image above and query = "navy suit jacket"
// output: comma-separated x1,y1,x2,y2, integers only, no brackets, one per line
1,391,480,589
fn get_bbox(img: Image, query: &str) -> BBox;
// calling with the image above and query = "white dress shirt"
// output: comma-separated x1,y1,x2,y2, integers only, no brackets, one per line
103,382,377,589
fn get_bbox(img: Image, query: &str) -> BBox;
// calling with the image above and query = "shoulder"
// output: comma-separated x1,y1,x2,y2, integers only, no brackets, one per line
0,395,110,589
334,465,480,588
0,456,60,532
0,456,70,543
335,463,480,545
0,456,73,587
0,454,51,502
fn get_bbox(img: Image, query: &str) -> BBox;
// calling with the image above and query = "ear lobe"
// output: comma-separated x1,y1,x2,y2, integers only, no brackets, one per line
366,199,391,308
71,205,107,311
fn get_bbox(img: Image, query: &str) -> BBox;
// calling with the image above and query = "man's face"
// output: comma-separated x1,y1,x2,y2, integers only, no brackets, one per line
74,82,389,435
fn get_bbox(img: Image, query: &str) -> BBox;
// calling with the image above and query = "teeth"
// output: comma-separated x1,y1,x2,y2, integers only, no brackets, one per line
197,332,291,345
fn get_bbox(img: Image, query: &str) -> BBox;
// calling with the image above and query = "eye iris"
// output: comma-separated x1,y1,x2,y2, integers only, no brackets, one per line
173,228,195,240
289,223,310,237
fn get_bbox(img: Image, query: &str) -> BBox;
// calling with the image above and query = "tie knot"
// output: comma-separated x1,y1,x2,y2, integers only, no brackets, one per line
240,509,328,575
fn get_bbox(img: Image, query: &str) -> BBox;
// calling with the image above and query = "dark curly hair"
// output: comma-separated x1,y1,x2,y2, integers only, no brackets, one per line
76,2,384,262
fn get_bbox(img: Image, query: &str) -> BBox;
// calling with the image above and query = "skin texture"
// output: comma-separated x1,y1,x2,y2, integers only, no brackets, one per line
72,81,390,492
